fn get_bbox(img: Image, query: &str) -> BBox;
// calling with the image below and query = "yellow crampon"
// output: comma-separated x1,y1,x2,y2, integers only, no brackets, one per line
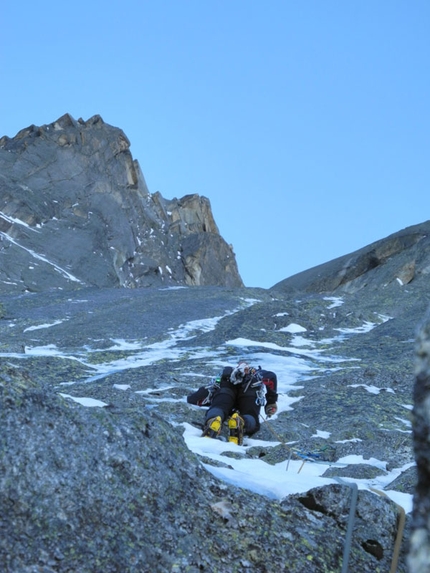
228,412,244,445
202,416,222,439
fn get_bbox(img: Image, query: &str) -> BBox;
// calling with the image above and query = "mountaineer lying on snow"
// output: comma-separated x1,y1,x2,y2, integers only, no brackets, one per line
187,361,278,445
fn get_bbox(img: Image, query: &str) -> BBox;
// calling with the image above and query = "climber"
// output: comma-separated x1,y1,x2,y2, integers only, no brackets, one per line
189,361,278,445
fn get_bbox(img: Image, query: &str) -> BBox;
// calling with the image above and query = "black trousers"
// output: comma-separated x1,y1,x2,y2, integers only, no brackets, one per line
204,383,260,435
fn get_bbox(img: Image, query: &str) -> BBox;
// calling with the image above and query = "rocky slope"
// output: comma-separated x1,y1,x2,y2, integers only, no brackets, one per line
0,274,424,572
0,358,406,573
0,114,243,293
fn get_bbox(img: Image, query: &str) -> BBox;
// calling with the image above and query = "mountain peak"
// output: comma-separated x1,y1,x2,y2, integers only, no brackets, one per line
0,114,243,293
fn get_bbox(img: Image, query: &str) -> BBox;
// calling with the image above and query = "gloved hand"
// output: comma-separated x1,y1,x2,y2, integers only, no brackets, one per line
265,403,277,417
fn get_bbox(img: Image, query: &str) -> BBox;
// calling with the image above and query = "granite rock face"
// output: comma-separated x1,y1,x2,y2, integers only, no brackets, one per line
0,114,243,293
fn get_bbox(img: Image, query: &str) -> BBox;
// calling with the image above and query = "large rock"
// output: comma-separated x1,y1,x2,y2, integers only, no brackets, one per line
0,114,243,293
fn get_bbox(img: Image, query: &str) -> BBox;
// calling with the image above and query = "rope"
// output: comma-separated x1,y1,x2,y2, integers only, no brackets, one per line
334,478,358,573
259,413,342,471
259,413,306,473
369,487,406,573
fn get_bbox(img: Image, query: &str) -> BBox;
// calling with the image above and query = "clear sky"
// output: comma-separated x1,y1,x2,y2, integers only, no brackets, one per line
2,1,429,288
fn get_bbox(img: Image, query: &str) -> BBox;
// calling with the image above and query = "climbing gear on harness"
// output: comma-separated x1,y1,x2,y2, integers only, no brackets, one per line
256,384,267,407
202,416,222,439
242,368,262,393
228,412,244,445
201,376,221,406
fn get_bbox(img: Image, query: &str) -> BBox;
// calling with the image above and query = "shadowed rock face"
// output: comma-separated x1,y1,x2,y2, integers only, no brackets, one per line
409,313,430,573
0,113,243,293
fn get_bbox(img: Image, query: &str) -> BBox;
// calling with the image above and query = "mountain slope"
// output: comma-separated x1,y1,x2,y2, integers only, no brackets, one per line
0,284,414,572
271,220,430,295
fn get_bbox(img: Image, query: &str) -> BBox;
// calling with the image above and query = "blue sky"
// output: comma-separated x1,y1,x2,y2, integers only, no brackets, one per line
2,1,429,288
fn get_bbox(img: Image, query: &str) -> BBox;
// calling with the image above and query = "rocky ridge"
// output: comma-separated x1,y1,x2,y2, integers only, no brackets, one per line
272,220,430,296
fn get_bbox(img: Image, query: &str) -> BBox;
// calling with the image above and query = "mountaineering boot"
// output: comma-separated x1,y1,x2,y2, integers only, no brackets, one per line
228,412,244,445
202,416,222,439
